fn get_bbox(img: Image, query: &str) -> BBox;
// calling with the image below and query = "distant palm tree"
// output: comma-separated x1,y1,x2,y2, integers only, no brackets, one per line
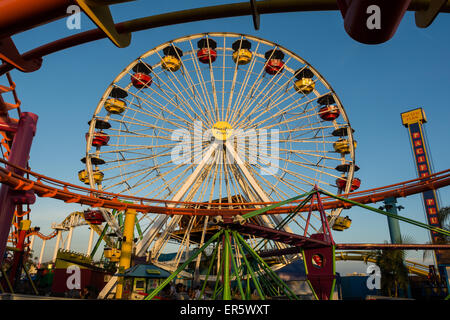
437,206,450,240
367,236,414,298
374,248,409,297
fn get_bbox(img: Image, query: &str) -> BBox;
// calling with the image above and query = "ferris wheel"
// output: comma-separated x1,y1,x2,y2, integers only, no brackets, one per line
80,33,358,274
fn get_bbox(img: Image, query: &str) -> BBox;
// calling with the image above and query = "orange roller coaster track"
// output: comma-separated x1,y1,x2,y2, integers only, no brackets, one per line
0,158,449,216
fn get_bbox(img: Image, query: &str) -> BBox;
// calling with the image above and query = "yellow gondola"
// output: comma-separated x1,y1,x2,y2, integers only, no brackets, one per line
333,138,357,154
294,77,315,94
161,45,183,72
77,169,104,184
161,55,182,72
104,98,127,114
232,48,252,65
104,247,121,262
232,39,252,65
328,216,352,231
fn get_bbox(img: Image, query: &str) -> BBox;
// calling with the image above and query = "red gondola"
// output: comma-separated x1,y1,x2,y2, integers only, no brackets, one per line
83,210,105,225
197,38,217,64
318,105,340,121
336,177,361,191
264,49,285,75
86,131,110,147
131,62,152,89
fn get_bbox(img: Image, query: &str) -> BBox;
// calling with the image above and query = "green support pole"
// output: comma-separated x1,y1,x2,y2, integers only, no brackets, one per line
199,242,219,300
275,191,316,230
118,213,124,229
212,248,224,300
234,232,298,300
224,231,246,300
246,276,251,299
145,229,224,300
256,267,278,297
90,223,109,259
232,232,265,300
135,216,143,240
223,230,231,300
253,190,317,249
242,190,315,220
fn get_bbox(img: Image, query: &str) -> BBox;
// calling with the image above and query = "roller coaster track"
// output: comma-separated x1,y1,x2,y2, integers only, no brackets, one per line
0,0,449,76
6,211,111,243
0,158,449,216
51,211,113,246
335,251,430,277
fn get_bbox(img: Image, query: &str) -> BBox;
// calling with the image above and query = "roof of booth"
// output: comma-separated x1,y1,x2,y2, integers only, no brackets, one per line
122,264,172,278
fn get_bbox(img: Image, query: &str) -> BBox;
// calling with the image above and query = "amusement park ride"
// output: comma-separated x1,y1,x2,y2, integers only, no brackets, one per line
0,0,450,300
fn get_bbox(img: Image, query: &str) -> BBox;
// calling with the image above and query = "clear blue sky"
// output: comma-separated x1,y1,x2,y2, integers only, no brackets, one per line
6,1,450,273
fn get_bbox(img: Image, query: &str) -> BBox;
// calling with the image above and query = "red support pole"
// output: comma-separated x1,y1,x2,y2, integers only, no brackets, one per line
0,112,38,264
303,188,336,300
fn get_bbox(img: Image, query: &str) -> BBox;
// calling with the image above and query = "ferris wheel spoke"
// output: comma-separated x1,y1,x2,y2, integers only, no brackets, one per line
232,51,293,126
249,160,309,197
161,43,216,126
121,157,193,196
116,83,193,128
278,137,335,144
239,143,312,195
282,155,343,181
186,40,217,125
224,35,248,123
283,148,347,162
245,163,290,201
276,123,340,136
149,142,218,200
228,163,254,204
94,144,177,156
122,94,192,131
234,67,295,127
137,60,208,124
201,35,220,121
104,131,174,142
236,90,317,131
207,150,221,205
101,116,177,135
124,140,212,197
226,41,262,124
246,88,334,129
230,163,260,204
240,90,326,132
101,149,193,193
96,151,173,173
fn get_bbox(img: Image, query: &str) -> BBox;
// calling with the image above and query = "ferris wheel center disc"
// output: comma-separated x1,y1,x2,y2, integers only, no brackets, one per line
212,121,233,141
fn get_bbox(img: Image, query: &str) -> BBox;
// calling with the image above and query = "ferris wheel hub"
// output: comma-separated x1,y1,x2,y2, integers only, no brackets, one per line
211,121,233,141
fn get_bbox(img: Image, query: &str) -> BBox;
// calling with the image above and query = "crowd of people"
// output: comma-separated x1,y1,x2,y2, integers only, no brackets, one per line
154,282,260,300
156,282,205,300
